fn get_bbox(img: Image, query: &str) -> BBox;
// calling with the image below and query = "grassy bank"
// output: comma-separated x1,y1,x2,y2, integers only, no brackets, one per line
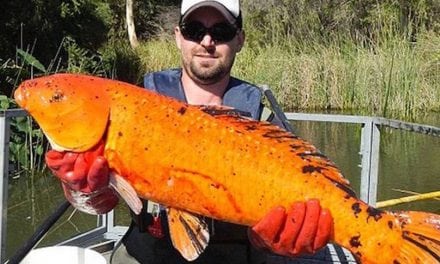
137,30,440,120
134,1,440,120
3,1,439,121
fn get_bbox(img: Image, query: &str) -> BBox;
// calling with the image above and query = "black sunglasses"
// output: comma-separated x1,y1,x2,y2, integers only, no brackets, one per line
179,21,239,43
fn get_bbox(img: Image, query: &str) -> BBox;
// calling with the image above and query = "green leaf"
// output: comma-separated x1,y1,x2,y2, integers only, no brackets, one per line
16,49,46,73
13,117,31,133
32,128,43,139
0,95,10,109
36,145,44,156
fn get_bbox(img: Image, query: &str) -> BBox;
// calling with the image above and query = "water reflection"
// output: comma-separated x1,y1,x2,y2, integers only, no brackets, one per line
6,174,97,259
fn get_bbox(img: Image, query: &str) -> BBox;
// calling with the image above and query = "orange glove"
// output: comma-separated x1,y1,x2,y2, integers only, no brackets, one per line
45,141,118,215
248,199,333,257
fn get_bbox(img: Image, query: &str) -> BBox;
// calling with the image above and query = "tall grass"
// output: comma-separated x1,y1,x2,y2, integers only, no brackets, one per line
136,2,440,120
234,31,440,119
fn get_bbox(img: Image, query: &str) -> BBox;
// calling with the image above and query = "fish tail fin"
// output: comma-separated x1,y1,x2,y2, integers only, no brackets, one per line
392,211,440,263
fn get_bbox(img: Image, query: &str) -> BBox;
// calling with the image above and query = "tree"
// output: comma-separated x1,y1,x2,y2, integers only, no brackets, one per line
126,0,139,49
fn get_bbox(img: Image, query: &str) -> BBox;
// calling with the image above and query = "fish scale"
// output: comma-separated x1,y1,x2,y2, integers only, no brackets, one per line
14,73,440,263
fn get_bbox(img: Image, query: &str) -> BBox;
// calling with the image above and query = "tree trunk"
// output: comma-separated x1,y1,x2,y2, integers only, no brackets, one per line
126,0,139,49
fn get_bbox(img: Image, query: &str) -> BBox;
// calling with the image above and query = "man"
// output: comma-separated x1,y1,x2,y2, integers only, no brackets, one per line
45,1,333,263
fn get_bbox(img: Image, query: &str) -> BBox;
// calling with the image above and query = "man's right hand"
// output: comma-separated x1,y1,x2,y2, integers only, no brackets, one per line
45,141,119,215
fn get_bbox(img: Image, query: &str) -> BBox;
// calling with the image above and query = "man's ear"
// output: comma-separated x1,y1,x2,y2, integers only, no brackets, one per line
175,26,182,50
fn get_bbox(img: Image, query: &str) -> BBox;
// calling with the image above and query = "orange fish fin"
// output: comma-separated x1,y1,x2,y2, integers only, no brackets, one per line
109,172,143,215
167,207,210,261
392,211,440,263
196,105,252,118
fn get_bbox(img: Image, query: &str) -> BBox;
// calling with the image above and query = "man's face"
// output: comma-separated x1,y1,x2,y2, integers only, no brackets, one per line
175,7,244,85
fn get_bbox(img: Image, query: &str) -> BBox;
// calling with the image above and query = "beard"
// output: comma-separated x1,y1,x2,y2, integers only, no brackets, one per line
183,52,235,85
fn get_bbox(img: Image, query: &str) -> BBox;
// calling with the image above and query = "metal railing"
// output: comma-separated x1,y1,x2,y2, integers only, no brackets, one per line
285,113,439,205
1,109,439,262
0,109,27,262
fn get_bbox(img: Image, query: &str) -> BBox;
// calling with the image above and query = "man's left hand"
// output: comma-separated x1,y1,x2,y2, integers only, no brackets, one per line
248,199,333,257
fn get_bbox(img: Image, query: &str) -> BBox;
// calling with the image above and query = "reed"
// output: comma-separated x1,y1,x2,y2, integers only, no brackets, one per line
134,1,440,119
137,38,180,74
136,33,439,119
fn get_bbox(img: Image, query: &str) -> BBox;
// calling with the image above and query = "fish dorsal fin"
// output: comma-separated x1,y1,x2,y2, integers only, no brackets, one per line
196,105,252,118
208,112,354,194
167,207,210,261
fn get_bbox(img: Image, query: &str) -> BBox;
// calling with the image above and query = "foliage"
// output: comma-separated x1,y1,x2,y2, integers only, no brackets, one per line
63,36,108,75
135,31,440,120
0,50,49,175
0,96,45,174
16,49,47,73
99,39,143,84
241,0,440,47
234,29,440,119
104,0,177,42
0,0,108,67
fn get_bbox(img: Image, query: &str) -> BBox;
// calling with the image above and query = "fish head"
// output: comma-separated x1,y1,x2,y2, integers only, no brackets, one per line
14,73,110,152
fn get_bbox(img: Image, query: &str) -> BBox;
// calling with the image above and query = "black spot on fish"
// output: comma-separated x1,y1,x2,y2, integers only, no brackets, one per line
400,221,407,229
367,207,384,222
290,144,302,150
393,261,400,264
302,165,323,174
350,235,362,248
263,130,287,138
352,202,361,217
118,132,123,137
178,106,187,115
49,90,64,103
388,221,394,229
245,124,258,131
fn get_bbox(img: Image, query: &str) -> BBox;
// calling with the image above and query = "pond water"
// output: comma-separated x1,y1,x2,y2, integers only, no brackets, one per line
4,112,439,260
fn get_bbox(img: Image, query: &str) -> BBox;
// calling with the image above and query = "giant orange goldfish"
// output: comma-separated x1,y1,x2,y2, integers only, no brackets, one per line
14,73,440,263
